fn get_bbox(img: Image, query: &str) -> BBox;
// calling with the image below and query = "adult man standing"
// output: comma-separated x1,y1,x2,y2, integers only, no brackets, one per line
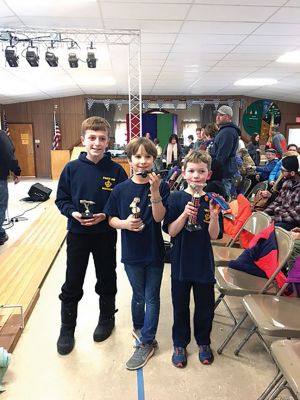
210,105,239,197
0,129,21,245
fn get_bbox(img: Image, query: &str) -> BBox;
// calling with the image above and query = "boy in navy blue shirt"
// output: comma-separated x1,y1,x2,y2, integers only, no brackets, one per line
164,150,222,368
55,116,127,355
104,137,170,370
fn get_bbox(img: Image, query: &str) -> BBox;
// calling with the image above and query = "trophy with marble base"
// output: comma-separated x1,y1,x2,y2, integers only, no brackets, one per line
185,184,202,232
129,197,145,231
80,200,95,219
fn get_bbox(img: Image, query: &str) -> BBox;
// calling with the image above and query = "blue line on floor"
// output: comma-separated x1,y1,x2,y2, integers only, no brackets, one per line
137,368,145,400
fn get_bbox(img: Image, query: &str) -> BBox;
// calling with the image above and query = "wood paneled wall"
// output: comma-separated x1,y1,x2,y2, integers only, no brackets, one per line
2,94,300,178
2,96,85,177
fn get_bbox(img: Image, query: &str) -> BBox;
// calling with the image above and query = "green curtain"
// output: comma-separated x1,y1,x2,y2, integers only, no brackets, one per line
157,114,173,151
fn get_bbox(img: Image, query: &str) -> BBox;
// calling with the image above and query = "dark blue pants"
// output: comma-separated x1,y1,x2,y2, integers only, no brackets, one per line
59,230,117,304
171,279,215,348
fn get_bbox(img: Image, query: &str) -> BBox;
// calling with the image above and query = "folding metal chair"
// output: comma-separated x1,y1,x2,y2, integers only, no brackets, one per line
216,227,294,354
213,211,272,265
258,339,300,400
247,180,269,200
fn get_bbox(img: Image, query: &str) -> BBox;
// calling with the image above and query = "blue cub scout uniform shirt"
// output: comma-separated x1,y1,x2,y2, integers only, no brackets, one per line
56,152,128,234
104,178,170,265
164,191,223,284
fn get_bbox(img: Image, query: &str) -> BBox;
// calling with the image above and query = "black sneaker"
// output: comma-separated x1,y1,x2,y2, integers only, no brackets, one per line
0,233,8,245
93,317,115,342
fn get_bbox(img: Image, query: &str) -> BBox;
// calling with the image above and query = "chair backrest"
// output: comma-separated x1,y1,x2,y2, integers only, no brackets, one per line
229,211,272,247
237,177,251,195
247,180,268,199
243,211,272,235
261,227,294,293
275,227,295,276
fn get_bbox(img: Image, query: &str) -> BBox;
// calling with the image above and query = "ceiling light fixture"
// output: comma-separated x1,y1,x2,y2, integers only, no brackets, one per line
276,51,300,63
234,78,277,86
45,51,58,67
26,46,39,67
5,46,19,67
68,53,79,68
87,52,97,68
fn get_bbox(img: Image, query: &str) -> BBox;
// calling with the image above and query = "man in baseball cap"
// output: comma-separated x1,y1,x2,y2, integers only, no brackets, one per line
216,105,233,117
211,105,239,197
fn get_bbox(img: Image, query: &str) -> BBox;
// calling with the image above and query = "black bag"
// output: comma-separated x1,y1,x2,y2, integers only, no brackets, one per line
164,240,172,263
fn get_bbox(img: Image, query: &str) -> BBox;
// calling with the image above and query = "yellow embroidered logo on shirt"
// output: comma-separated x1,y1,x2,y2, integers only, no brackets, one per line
102,177,115,191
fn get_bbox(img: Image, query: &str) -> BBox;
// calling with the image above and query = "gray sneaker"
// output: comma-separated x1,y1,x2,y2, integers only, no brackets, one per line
126,343,154,370
132,328,158,347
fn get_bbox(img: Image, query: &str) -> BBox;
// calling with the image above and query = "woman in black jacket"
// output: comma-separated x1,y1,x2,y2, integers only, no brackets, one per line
247,133,261,166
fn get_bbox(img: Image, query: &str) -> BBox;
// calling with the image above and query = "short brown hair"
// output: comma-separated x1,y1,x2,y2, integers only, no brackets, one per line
126,137,157,160
183,150,212,170
81,116,111,136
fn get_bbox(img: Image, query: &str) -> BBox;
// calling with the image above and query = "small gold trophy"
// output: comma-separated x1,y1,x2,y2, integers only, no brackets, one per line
80,200,95,219
129,197,145,231
185,184,202,232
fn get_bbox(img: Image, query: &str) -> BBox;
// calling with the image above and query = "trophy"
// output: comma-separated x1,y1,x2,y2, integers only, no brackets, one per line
129,197,145,231
80,200,95,219
185,184,202,232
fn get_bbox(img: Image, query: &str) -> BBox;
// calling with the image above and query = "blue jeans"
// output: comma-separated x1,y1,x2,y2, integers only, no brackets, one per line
124,262,164,345
222,178,233,198
0,180,8,239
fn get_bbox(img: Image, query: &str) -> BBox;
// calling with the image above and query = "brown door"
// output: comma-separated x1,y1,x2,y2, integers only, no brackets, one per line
9,124,36,177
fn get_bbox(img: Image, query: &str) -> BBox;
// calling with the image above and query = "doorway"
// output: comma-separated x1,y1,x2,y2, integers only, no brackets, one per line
9,123,36,177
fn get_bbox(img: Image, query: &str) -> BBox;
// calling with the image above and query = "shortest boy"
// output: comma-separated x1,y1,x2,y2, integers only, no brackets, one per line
55,116,127,355
164,150,222,368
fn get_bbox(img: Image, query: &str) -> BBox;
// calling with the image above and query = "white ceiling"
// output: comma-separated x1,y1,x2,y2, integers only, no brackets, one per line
1,0,300,104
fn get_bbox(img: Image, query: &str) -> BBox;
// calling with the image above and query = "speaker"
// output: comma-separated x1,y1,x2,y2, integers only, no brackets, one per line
28,183,52,202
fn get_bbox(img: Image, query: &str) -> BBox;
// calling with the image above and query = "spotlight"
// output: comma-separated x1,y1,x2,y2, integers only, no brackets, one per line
87,52,97,68
68,53,78,68
26,47,39,67
5,47,19,67
45,51,58,67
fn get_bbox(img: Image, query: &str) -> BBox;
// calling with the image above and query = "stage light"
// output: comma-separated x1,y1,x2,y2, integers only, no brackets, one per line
87,52,97,68
45,51,58,67
68,53,78,68
5,47,19,67
26,47,39,67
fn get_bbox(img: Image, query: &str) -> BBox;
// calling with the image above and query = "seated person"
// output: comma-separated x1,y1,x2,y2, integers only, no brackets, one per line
246,148,278,194
268,147,299,187
264,155,300,231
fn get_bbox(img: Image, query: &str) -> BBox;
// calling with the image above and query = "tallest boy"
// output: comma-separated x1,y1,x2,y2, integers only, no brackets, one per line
55,116,127,355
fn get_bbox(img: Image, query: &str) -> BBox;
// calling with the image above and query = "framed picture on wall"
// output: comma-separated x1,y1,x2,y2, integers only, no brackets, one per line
285,123,300,147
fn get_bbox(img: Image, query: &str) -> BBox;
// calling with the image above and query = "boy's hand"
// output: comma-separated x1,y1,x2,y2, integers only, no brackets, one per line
71,211,106,226
125,214,145,232
183,201,198,219
148,172,161,194
209,199,221,216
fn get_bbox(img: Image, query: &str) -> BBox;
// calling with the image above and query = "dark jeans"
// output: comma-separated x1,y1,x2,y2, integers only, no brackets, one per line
124,262,164,345
59,230,117,304
0,180,8,240
171,279,215,348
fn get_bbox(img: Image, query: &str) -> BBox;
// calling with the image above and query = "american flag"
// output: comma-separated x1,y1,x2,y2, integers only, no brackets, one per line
2,110,10,135
52,112,61,150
